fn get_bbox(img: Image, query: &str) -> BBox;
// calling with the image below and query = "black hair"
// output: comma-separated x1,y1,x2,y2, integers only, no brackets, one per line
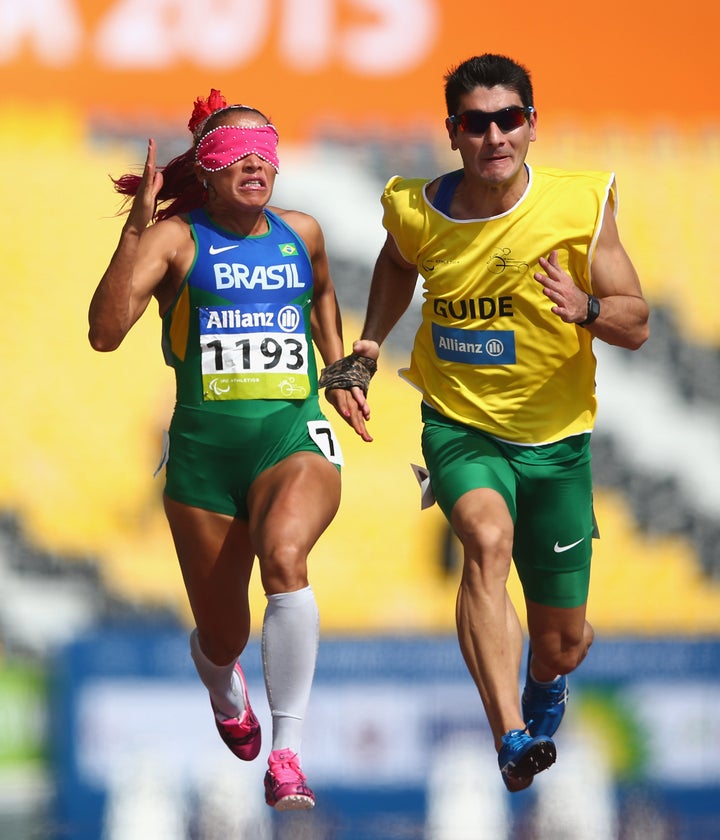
444,54,534,117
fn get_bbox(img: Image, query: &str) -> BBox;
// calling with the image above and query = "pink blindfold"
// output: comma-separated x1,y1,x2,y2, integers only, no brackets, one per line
195,124,280,172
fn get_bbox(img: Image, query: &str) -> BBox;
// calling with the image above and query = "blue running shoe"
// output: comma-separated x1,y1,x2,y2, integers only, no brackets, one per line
498,728,556,792
522,646,569,738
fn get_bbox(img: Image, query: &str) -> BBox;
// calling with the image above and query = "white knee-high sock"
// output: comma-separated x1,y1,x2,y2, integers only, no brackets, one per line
189,629,246,720
262,585,319,757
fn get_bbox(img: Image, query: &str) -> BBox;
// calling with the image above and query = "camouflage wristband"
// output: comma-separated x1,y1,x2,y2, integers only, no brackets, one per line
318,353,377,395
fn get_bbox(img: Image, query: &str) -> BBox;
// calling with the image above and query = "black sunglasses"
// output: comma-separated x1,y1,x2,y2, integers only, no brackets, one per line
449,106,535,135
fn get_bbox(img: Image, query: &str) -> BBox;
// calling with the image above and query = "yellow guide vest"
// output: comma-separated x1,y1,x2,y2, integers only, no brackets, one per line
383,165,616,444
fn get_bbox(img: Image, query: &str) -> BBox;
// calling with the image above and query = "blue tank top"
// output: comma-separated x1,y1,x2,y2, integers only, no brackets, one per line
162,207,318,415
432,169,463,215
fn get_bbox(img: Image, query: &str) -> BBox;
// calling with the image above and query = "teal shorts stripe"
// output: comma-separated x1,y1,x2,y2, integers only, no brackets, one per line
420,404,594,608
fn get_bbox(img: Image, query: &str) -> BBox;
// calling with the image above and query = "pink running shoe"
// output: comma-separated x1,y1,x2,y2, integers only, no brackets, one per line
264,749,315,810
210,663,261,761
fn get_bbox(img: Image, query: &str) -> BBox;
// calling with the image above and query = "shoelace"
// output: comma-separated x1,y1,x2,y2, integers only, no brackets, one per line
502,727,530,748
270,755,307,784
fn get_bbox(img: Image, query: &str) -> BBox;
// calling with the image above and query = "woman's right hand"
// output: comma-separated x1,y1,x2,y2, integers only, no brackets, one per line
125,138,164,233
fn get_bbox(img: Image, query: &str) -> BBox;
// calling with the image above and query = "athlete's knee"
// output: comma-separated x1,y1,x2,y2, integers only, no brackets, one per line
453,497,511,550
452,492,513,560
260,542,309,594
456,517,513,580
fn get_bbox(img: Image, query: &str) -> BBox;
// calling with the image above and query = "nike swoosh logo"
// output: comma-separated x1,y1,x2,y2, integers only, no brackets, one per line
209,244,240,255
553,538,585,553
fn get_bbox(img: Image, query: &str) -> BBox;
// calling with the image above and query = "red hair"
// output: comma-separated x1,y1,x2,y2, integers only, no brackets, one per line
112,89,230,222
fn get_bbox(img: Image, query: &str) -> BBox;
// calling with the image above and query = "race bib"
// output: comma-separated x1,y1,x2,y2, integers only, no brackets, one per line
308,421,343,466
200,303,311,400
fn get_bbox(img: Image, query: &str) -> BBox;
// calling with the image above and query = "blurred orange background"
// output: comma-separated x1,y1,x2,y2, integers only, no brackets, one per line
2,0,718,136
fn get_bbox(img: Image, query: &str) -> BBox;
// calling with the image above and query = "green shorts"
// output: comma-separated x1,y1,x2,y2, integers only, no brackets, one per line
164,396,342,518
421,404,596,608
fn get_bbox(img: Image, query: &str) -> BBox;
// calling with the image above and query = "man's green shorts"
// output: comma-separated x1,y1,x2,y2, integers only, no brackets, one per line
164,396,342,519
421,404,596,608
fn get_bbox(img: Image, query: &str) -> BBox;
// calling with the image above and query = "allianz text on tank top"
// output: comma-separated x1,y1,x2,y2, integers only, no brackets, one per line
162,207,318,414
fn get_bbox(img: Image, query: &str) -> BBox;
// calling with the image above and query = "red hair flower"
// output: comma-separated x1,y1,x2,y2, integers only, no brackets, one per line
188,89,228,133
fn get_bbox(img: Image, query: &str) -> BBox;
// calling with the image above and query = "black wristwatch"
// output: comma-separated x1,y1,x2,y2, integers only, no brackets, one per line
579,294,600,327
